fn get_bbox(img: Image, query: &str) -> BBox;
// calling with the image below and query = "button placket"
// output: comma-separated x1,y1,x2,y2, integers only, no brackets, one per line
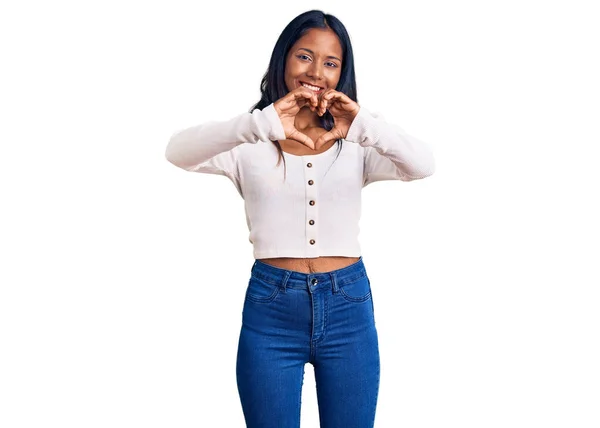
305,158,318,256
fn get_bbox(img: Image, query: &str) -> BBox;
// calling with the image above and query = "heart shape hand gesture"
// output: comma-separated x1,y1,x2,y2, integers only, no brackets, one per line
273,87,319,150
273,87,360,151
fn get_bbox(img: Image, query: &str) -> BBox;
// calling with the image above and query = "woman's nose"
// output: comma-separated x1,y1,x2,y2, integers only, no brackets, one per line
307,62,324,80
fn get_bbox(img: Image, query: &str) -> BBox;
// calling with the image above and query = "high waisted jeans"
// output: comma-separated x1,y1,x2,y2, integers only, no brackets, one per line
236,256,380,428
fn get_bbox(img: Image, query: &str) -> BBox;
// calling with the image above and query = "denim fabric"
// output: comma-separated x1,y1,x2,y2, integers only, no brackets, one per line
236,256,380,428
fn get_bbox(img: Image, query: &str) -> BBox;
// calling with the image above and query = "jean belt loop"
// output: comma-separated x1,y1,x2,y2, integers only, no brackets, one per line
280,270,291,293
330,271,339,294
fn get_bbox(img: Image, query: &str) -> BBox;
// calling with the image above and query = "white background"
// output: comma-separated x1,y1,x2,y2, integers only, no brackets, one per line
1,0,599,427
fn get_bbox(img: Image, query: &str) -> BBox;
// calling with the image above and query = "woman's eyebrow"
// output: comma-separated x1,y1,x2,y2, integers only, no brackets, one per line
298,48,341,62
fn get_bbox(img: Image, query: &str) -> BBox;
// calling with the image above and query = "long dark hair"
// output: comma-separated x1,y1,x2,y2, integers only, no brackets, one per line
249,10,358,180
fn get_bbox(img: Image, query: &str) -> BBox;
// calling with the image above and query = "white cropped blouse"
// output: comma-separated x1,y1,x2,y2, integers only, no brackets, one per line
165,103,435,259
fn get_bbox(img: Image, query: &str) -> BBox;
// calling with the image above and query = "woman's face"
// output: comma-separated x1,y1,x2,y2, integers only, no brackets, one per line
284,27,343,97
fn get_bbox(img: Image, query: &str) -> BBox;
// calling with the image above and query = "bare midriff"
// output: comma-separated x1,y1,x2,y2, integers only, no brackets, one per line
257,256,361,274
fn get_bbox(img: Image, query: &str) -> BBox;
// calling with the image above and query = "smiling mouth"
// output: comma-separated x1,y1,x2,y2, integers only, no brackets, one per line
300,81,324,92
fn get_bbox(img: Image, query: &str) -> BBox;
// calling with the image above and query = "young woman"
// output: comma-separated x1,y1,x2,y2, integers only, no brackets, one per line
165,9,435,428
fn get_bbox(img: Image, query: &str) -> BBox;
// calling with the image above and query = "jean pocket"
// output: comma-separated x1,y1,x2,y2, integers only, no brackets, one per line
339,275,372,303
244,275,280,303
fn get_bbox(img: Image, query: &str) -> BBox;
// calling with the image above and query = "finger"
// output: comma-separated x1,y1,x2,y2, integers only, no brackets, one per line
322,90,348,106
318,88,333,106
323,91,358,115
314,130,337,149
324,89,354,107
306,94,318,111
296,98,309,109
303,95,319,110
312,92,319,108
293,89,320,112
307,91,319,110
319,89,340,114
276,88,319,115
318,95,330,116
303,98,317,112
289,129,315,150
293,87,319,103
320,88,336,98
321,88,342,98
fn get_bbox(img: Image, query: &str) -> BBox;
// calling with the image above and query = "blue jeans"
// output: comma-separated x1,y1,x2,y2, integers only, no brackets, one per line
236,257,380,428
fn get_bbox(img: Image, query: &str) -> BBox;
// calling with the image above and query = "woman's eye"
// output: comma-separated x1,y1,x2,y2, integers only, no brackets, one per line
297,54,337,68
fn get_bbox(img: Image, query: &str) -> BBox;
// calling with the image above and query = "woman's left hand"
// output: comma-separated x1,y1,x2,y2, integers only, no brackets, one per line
314,89,360,150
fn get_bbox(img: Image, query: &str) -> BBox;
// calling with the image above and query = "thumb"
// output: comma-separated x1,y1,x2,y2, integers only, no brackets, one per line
314,130,337,150
289,128,315,150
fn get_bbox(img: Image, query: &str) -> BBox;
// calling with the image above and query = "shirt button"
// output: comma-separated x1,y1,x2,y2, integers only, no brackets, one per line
307,163,313,168
310,239,315,245
308,180,314,185
309,200,315,206
309,220,315,225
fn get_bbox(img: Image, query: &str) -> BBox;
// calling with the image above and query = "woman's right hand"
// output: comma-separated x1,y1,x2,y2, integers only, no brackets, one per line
273,87,319,150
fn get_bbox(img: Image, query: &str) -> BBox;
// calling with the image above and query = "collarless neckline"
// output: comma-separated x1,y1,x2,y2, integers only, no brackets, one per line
280,140,341,158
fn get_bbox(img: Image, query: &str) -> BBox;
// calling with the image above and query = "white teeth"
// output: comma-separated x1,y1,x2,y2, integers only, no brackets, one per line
301,83,322,91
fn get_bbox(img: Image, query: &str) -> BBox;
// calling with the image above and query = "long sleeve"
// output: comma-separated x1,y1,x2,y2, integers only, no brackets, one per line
165,103,286,175
345,106,435,186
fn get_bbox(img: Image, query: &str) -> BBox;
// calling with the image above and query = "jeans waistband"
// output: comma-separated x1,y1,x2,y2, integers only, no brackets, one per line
251,257,368,292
